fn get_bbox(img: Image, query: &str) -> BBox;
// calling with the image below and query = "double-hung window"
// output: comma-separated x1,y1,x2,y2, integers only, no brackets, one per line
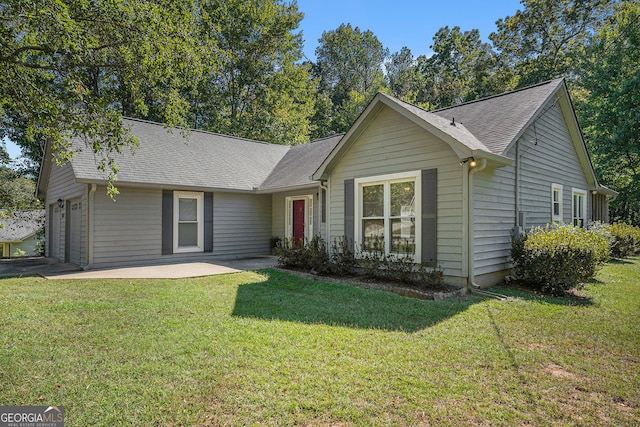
174,191,204,252
571,188,587,227
551,183,563,222
357,171,420,259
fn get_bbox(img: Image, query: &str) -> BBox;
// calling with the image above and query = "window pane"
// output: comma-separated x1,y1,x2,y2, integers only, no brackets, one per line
390,218,415,253
178,223,198,247
362,184,384,217
179,198,197,221
390,181,415,217
362,219,384,251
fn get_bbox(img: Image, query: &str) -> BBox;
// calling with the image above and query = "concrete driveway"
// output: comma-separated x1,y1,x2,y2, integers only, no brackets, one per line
0,257,277,279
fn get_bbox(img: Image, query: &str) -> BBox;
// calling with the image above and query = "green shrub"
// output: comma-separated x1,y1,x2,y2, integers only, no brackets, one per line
330,237,357,276
276,235,333,274
278,235,444,288
608,222,640,258
511,224,610,295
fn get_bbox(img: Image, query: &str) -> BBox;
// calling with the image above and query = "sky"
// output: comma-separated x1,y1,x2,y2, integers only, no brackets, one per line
4,0,524,161
296,0,524,61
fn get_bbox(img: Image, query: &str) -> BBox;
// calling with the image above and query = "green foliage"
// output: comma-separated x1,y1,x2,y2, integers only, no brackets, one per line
276,235,332,275
277,234,442,287
490,0,613,88
418,26,511,109
511,224,611,295
193,0,315,145
1,0,209,195
574,1,640,225
330,236,357,276
607,222,640,258
310,23,388,137
0,146,42,210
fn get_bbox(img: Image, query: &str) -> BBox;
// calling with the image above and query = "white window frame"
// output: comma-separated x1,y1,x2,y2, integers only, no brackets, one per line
571,188,587,227
354,170,422,262
285,195,314,242
173,191,204,253
551,183,563,222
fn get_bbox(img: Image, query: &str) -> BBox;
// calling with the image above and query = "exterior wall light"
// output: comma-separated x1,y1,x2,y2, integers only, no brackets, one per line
460,157,476,167
57,198,64,209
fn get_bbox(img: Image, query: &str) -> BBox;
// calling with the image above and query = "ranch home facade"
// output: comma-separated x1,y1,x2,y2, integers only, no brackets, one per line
37,78,615,287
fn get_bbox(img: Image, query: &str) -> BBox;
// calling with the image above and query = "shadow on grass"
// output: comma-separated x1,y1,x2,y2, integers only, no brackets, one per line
232,270,480,332
492,285,595,307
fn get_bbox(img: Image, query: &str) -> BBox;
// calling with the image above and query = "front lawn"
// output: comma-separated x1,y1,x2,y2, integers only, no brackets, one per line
1,258,638,426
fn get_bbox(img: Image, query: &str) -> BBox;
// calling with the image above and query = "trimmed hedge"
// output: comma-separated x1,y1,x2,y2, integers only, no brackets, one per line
511,224,610,295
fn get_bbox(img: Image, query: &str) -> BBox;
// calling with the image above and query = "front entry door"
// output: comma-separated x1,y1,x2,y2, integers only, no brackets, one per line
293,199,305,245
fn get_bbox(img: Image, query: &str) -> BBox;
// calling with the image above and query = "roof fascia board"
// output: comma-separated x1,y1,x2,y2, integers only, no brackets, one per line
312,94,480,180
256,183,320,194
74,179,262,194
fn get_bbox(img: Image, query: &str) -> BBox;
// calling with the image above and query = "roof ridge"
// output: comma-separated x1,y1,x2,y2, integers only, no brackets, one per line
121,116,284,147
433,78,564,113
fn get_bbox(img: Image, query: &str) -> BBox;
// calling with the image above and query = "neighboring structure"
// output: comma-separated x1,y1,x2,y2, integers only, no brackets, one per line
37,78,615,287
0,210,45,258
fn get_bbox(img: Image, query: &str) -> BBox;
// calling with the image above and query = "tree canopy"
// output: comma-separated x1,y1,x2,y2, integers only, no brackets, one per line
1,0,637,221
0,0,209,195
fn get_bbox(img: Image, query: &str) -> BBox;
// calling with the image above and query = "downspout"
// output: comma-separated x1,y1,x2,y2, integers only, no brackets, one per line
467,159,507,300
319,180,329,241
84,184,96,271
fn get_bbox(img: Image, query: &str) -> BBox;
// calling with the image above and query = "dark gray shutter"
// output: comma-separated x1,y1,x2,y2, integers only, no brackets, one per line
204,192,213,252
344,179,355,251
162,190,173,255
321,189,327,223
421,169,437,266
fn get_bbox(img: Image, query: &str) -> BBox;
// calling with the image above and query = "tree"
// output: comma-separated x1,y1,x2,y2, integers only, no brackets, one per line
418,26,512,109
385,47,427,105
0,0,209,196
0,141,41,211
192,0,315,145
311,23,389,136
575,0,640,224
490,0,613,88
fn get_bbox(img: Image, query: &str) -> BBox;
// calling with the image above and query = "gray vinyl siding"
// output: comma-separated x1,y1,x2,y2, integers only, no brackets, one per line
44,162,87,264
91,187,272,267
327,107,465,278
472,101,591,278
271,187,323,241
513,102,589,229
92,187,162,266
213,192,272,257
473,165,516,276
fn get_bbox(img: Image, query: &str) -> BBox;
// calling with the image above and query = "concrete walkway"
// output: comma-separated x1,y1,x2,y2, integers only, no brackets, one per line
0,257,278,279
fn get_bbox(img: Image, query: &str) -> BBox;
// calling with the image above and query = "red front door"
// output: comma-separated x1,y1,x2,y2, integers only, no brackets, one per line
293,199,305,245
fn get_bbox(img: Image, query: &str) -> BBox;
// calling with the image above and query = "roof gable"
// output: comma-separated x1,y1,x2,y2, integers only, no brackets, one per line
432,79,564,155
312,92,512,180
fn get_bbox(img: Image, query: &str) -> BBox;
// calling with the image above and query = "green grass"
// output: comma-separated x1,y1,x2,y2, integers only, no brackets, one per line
1,258,639,426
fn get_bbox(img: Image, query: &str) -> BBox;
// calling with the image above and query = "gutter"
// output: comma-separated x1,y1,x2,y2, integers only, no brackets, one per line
84,183,96,270
466,159,508,300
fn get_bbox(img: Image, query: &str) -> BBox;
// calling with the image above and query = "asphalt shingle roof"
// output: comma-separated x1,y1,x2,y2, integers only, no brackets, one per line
260,134,342,190
0,210,45,242
62,80,563,193
432,78,564,155
70,118,290,191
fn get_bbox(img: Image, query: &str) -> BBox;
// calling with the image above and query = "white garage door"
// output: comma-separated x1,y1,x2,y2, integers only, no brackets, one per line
69,200,82,265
